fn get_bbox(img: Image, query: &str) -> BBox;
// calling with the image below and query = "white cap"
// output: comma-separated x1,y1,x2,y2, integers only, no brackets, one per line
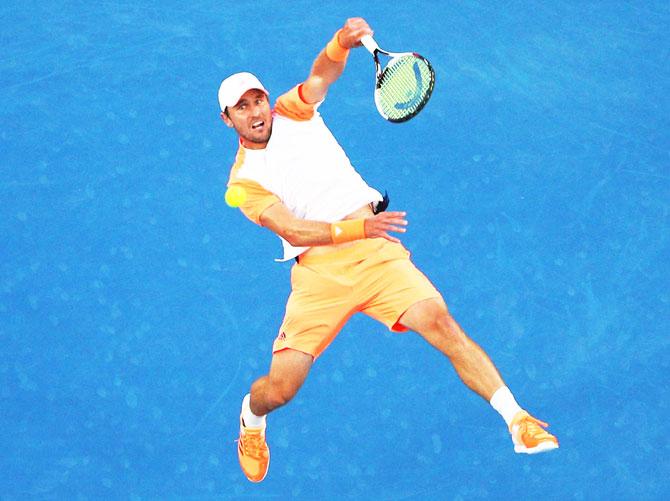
218,72,268,112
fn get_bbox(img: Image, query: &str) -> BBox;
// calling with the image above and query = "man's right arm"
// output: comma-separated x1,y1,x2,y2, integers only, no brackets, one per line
300,18,373,105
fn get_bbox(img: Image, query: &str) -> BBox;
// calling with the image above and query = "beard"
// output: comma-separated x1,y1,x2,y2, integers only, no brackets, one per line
239,122,272,146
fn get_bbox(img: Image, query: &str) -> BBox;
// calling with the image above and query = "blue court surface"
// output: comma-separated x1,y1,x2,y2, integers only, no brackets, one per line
1,1,669,499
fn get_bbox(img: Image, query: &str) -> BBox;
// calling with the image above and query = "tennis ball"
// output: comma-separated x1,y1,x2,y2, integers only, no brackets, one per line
225,186,247,207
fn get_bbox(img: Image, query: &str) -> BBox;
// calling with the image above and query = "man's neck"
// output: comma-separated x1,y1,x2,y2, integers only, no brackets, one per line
240,137,268,150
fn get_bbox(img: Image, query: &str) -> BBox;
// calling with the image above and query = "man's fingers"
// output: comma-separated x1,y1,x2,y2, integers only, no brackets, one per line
364,210,408,240
341,18,373,48
379,212,407,222
382,216,408,225
382,233,401,244
346,17,371,32
381,223,406,233
380,216,408,228
372,223,407,235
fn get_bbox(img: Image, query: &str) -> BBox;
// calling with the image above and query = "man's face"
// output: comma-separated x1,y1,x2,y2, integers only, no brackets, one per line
221,89,272,149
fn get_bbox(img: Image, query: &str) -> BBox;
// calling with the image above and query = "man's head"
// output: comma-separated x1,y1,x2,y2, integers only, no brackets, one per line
218,72,272,149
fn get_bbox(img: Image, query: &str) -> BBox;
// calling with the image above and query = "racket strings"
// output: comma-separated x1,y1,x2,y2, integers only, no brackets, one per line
378,56,433,121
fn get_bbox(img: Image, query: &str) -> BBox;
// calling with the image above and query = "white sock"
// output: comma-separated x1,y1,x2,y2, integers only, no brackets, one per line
489,386,523,427
241,393,266,428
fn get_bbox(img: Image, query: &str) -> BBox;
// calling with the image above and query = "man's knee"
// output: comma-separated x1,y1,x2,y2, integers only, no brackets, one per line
420,302,455,333
437,312,468,345
419,306,469,353
253,348,312,412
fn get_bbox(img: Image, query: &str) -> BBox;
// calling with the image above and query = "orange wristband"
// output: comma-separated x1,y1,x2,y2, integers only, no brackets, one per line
325,29,349,63
330,219,366,243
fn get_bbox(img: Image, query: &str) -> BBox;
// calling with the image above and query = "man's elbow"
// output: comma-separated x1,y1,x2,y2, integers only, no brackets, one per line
301,76,328,104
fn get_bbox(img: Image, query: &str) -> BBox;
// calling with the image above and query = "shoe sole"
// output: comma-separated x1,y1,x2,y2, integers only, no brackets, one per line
514,441,559,454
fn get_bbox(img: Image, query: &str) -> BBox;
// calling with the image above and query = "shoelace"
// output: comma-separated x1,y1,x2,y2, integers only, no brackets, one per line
239,431,267,459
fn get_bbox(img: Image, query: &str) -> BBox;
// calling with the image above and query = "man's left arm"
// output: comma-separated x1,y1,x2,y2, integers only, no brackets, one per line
300,18,373,104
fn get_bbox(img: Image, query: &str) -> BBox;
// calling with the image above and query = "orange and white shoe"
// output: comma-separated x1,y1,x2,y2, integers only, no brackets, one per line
509,411,559,454
237,416,270,482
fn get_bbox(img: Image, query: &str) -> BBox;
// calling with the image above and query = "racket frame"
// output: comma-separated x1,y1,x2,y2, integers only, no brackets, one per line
360,35,435,123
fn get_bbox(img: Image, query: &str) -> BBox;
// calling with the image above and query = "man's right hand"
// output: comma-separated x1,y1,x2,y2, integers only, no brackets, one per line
364,211,408,243
338,18,374,49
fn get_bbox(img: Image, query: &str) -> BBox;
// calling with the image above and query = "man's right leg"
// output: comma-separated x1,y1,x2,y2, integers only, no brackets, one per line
237,252,355,482
249,348,314,416
238,348,313,483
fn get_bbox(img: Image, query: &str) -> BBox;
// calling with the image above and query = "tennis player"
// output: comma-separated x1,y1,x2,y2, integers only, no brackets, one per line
219,18,558,483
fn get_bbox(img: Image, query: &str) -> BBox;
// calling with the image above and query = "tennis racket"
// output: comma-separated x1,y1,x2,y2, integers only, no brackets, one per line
360,35,435,123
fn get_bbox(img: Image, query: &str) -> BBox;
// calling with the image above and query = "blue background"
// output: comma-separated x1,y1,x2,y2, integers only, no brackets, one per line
1,1,669,499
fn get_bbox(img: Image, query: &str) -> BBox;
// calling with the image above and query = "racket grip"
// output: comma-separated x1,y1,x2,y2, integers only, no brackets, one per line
360,35,379,54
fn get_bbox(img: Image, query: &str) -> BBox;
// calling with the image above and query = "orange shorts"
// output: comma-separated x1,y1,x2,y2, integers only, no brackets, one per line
273,238,441,359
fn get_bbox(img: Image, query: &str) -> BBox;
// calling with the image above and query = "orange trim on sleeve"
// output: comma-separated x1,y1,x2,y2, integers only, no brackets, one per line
274,85,317,121
227,146,281,225
297,84,308,104
227,145,246,184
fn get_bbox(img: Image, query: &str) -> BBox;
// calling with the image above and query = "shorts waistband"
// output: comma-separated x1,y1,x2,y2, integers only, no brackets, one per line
298,238,387,265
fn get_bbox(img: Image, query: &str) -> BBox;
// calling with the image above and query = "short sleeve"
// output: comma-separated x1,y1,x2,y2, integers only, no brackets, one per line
227,178,280,226
274,84,320,121
227,146,280,226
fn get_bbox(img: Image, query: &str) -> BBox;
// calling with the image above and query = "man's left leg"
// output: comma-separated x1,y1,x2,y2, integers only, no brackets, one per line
398,297,559,454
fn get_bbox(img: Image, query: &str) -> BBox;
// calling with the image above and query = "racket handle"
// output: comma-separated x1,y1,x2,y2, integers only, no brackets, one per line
360,35,379,54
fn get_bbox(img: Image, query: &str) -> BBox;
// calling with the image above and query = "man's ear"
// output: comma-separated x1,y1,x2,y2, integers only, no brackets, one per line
220,111,234,128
